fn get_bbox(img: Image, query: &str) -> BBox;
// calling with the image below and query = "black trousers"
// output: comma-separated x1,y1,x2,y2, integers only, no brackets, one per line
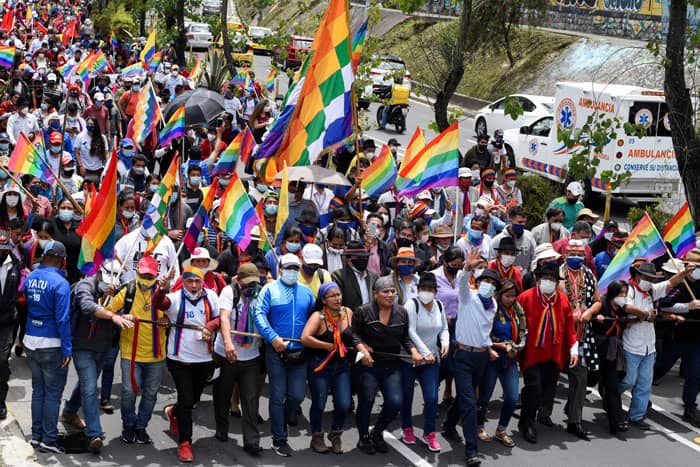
597,341,626,430
520,361,559,430
212,354,261,447
167,359,213,443
566,364,588,425
0,325,13,404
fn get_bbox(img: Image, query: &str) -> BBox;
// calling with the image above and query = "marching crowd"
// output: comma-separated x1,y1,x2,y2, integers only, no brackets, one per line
0,2,697,467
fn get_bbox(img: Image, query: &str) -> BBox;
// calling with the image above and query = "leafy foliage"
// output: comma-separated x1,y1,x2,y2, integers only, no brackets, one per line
92,2,136,37
628,204,671,232
202,50,232,92
518,173,562,229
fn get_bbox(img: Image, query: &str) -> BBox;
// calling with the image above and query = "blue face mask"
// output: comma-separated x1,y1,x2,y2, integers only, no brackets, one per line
50,122,61,131
397,264,415,276
86,125,96,133
265,204,278,215
122,149,135,158
148,184,158,193
171,191,178,203
281,269,299,286
299,224,315,236
337,220,355,231
0,143,8,151
477,281,496,300
197,232,204,244
285,241,301,253
566,256,584,270
0,171,7,179
468,228,483,245
58,209,74,222
511,223,525,237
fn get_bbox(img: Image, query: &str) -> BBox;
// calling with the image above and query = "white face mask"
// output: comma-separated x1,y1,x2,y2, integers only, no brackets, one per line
121,210,135,219
539,279,557,296
696,238,700,249
507,180,516,189
5,194,19,207
281,269,299,286
478,281,496,300
613,296,627,308
473,268,484,279
419,233,429,244
207,134,216,142
692,269,700,281
418,291,434,305
604,232,614,241
500,254,516,268
38,238,50,249
474,208,485,217
550,222,562,232
638,279,652,292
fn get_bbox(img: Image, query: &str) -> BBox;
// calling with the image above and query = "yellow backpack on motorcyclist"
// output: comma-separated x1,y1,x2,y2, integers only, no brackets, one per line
390,79,410,106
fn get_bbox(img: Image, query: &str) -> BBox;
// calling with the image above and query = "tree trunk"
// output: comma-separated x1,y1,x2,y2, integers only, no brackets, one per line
139,10,146,37
504,27,515,68
175,0,187,67
222,0,237,76
433,0,472,132
664,0,700,228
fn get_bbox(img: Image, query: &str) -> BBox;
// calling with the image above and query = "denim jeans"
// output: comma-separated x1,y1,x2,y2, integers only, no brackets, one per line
25,347,68,444
356,364,403,437
63,349,110,438
401,360,440,434
119,358,165,430
100,346,120,402
477,350,519,431
444,349,489,458
619,351,655,422
308,357,351,433
654,339,700,409
266,346,308,442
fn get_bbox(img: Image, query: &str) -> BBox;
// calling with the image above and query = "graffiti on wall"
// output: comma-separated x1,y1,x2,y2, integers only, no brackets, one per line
591,15,660,39
551,0,662,15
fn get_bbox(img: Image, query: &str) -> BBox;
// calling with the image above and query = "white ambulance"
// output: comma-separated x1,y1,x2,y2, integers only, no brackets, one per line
502,81,682,202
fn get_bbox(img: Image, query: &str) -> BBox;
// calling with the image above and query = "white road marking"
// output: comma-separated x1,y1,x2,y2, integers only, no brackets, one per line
381,429,435,467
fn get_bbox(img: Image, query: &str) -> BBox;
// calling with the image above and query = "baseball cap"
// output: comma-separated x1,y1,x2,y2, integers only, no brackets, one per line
302,243,324,266
44,240,67,257
49,131,63,144
280,253,300,269
93,92,105,102
137,256,159,276
47,73,57,82
237,263,260,285
61,155,73,166
567,181,583,197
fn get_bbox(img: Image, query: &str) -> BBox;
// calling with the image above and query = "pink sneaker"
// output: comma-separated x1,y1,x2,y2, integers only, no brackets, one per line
401,427,416,445
422,432,441,452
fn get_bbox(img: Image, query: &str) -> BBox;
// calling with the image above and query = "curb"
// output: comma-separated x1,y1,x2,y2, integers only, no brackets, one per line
0,410,41,467
411,80,489,112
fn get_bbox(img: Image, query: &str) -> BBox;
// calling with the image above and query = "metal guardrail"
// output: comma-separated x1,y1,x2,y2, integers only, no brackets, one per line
411,80,490,111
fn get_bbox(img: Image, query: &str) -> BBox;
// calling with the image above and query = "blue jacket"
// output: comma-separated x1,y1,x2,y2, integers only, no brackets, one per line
594,250,613,280
24,265,72,357
253,280,315,350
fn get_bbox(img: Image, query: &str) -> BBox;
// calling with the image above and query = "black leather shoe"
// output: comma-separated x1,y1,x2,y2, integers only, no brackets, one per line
611,422,628,434
357,435,375,455
537,414,554,427
683,407,700,427
243,444,263,456
629,419,651,430
441,424,462,442
466,455,482,466
371,430,389,453
0,404,7,420
520,425,538,444
566,423,590,440
214,431,228,442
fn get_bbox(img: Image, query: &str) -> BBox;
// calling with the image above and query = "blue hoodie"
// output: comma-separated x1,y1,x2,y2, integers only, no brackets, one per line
254,279,314,350
24,265,72,357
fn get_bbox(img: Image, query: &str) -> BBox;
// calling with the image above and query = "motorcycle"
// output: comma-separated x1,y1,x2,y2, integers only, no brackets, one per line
375,86,408,134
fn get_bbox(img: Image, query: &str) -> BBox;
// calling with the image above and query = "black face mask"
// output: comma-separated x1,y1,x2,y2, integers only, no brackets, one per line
566,196,578,205
478,144,488,152
446,265,461,276
396,237,413,248
350,257,369,272
483,180,494,188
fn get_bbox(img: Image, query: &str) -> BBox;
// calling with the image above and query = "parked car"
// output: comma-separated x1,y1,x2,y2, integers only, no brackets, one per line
273,35,313,70
212,32,254,66
473,94,554,137
202,0,222,15
368,55,411,93
185,22,213,50
248,26,273,55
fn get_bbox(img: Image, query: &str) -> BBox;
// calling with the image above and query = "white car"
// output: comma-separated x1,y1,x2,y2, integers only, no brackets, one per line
366,55,412,95
502,115,553,169
185,23,213,50
473,94,554,137
202,0,221,15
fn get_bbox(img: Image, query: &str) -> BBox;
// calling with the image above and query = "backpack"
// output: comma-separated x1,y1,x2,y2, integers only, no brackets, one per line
70,280,137,334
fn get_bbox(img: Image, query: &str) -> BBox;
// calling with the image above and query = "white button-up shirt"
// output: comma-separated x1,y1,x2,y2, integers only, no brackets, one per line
623,281,668,356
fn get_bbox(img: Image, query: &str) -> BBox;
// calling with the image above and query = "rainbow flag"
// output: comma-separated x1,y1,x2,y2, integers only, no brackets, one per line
663,201,695,258
397,122,459,197
270,0,353,180
265,68,276,94
219,173,260,250
148,50,162,74
212,131,241,176
230,67,250,87
89,50,110,74
396,126,427,192
111,30,119,50
7,133,54,183
132,83,162,147
183,179,219,253
140,30,156,66
240,126,257,165
142,155,179,246
598,212,667,294
158,105,185,147
254,198,272,253
189,55,201,84
58,61,75,79
351,19,368,73
76,150,117,275
121,61,144,79
0,46,15,69
362,145,396,198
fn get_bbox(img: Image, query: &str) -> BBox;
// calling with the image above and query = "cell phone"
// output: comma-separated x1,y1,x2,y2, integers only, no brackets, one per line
216,118,223,127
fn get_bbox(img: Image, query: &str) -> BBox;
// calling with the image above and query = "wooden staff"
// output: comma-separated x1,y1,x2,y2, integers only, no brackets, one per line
0,166,38,204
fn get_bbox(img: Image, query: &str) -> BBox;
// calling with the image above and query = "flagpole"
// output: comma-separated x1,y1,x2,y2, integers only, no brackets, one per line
350,84,362,220
648,213,697,300
0,166,38,204
33,145,84,214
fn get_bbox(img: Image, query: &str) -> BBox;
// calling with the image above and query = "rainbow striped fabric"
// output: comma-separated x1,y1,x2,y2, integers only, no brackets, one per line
362,144,396,198
76,150,118,275
240,126,257,165
148,50,163,74
183,179,219,253
142,155,179,246
140,30,156,66
230,67,250,87
598,212,667,294
265,68,276,94
396,126,426,193
212,131,241,176
0,46,15,69
159,105,185,147
121,61,144,79
219,173,260,250
111,30,119,50
351,19,368,73
663,201,695,258
189,56,202,84
272,0,354,177
7,133,54,183
397,122,459,197
132,83,162,146
58,62,75,79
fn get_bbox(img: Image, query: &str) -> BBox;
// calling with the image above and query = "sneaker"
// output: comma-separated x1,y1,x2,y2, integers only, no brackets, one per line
39,441,65,454
121,426,136,444
401,427,416,445
165,405,179,437
272,439,293,457
87,436,103,454
135,429,152,444
178,441,193,463
422,432,441,452
29,439,40,448
60,413,86,430
357,435,376,455
100,400,115,414
466,455,482,467
371,430,389,453
683,407,700,427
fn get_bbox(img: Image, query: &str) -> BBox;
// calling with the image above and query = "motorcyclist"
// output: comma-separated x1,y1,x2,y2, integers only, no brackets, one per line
488,129,507,174
379,76,410,130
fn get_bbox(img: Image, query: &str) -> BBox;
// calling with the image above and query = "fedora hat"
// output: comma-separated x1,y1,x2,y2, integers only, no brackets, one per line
534,262,562,281
390,246,421,267
430,224,453,239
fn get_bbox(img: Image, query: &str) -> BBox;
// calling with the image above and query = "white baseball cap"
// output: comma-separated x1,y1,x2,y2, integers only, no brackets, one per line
93,92,105,102
280,253,300,269
567,181,583,197
302,243,324,266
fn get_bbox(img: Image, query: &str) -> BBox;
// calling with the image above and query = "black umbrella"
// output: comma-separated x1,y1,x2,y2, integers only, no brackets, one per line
162,88,226,126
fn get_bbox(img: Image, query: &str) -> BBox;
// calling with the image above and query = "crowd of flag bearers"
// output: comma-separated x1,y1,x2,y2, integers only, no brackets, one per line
0,0,698,466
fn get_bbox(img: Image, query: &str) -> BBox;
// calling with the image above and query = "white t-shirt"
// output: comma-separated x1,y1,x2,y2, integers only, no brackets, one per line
214,285,260,362
76,133,108,171
114,229,180,284
166,288,220,363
